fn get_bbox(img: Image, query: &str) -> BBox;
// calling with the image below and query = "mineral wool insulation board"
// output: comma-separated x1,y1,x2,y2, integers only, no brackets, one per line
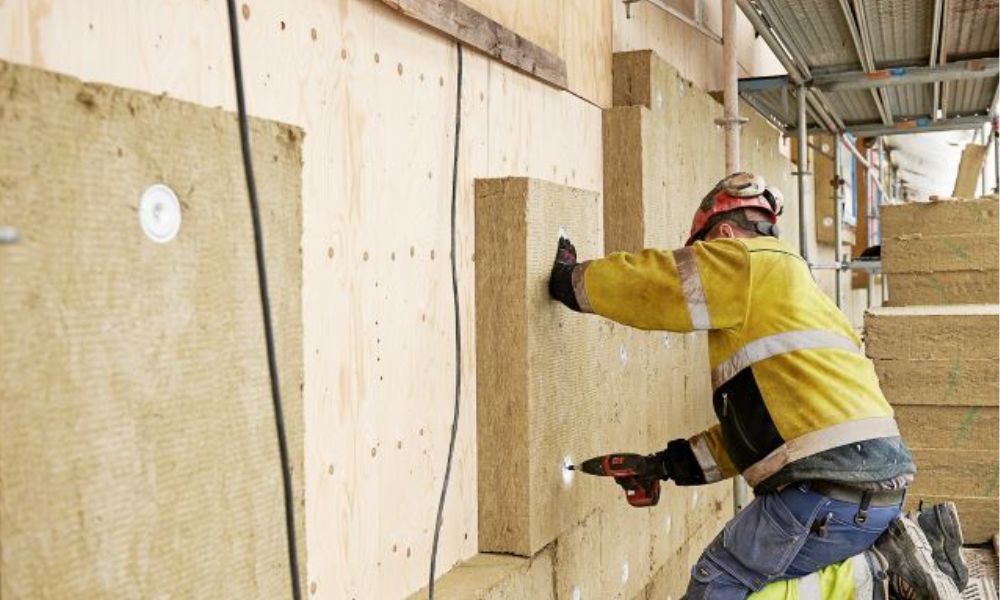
0,59,305,597
475,176,610,557
881,198,999,305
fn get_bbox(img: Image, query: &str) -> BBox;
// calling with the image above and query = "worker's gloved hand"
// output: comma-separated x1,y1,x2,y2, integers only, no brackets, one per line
654,439,707,486
549,236,581,311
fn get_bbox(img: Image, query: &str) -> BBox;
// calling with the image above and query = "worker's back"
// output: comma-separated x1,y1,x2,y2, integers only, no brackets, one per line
700,236,904,490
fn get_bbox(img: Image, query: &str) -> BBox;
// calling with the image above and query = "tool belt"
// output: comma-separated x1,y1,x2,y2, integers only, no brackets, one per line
811,480,906,507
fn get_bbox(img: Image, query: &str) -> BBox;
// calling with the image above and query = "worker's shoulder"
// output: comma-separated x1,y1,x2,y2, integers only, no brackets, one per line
740,236,803,260
692,236,799,258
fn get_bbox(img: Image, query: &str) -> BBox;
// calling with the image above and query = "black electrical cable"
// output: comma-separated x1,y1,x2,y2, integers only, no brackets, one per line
225,2,302,599
428,42,463,599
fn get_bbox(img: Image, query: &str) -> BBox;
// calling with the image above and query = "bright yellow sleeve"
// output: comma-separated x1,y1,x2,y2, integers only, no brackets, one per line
577,239,751,332
690,424,738,482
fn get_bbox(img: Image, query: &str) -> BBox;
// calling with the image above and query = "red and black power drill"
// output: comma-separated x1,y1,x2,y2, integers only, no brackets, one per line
568,453,661,507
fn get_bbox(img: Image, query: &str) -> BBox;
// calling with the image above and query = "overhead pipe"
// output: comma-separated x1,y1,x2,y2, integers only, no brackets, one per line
812,58,1000,92
852,0,895,126
835,0,892,126
929,0,944,120
938,0,953,119
811,89,846,131
839,134,888,200
734,0,807,83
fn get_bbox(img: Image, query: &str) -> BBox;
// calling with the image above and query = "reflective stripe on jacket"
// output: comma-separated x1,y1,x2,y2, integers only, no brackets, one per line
575,236,901,488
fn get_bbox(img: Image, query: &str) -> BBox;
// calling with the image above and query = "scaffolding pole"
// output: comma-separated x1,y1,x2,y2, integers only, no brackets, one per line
994,115,1000,194
834,137,843,309
797,83,811,262
721,0,750,514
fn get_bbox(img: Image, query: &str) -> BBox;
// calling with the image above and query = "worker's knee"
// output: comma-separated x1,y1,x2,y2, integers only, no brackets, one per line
683,556,752,600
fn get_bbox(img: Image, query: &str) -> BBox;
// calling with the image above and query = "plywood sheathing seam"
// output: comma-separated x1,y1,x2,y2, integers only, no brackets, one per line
0,59,305,597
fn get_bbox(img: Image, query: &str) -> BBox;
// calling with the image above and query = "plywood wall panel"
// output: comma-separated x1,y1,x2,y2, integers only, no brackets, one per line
611,0,786,91
0,59,304,598
461,0,612,106
0,2,607,597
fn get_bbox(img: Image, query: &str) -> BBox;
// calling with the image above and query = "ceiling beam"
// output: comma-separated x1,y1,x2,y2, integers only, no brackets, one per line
739,58,998,93
794,115,990,138
813,58,999,91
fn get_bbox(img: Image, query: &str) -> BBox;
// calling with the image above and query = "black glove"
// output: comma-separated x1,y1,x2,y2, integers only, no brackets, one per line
655,440,706,486
549,236,581,311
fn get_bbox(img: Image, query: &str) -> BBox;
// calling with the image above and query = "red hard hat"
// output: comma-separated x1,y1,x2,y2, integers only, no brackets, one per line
685,172,784,246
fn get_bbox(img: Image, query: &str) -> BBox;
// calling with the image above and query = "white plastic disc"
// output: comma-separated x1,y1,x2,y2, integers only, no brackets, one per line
139,184,181,243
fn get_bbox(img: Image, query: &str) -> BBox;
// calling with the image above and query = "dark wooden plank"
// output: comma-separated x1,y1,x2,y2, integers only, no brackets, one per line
380,0,568,89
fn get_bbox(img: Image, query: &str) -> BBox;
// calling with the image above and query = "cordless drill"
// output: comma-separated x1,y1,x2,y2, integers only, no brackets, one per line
568,453,661,507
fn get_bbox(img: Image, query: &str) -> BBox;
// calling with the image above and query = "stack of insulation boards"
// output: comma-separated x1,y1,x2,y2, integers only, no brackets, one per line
865,197,999,543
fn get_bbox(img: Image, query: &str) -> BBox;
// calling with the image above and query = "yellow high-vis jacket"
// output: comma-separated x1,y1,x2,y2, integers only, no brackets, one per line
572,236,913,490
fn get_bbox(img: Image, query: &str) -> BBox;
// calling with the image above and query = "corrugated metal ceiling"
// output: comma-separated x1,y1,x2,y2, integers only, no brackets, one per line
738,0,999,137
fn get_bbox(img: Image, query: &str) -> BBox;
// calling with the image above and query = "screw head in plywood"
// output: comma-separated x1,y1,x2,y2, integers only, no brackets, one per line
139,184,181,243
619,345,628,366
621,561,630,584
562,456,574,487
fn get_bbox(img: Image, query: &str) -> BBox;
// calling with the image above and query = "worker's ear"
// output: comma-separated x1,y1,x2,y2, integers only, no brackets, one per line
717,222,738,239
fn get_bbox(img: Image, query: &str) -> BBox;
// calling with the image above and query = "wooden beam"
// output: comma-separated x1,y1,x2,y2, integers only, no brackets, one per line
379,0,568,89
953,142,988,198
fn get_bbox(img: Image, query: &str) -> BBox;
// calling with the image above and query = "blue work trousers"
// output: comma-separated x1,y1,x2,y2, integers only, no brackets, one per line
684,483,902,599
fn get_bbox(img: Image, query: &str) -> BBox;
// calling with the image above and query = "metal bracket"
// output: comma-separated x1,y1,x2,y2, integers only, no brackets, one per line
714,116,750,126
623,0,640,19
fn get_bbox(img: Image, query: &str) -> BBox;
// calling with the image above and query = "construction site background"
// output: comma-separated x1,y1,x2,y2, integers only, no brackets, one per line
0,2,996,599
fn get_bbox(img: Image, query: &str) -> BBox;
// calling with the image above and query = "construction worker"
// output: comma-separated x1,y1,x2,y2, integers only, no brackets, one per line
549,172,966,599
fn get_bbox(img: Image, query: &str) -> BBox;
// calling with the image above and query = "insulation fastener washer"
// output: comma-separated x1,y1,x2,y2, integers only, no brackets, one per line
139,184,182,243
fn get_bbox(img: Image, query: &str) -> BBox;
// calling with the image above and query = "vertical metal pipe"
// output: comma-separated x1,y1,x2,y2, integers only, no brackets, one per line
723,0,740,174
994,116,999,194
797,83,811,261
834,138,843,309
981,125,989,197
723,0,749,515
